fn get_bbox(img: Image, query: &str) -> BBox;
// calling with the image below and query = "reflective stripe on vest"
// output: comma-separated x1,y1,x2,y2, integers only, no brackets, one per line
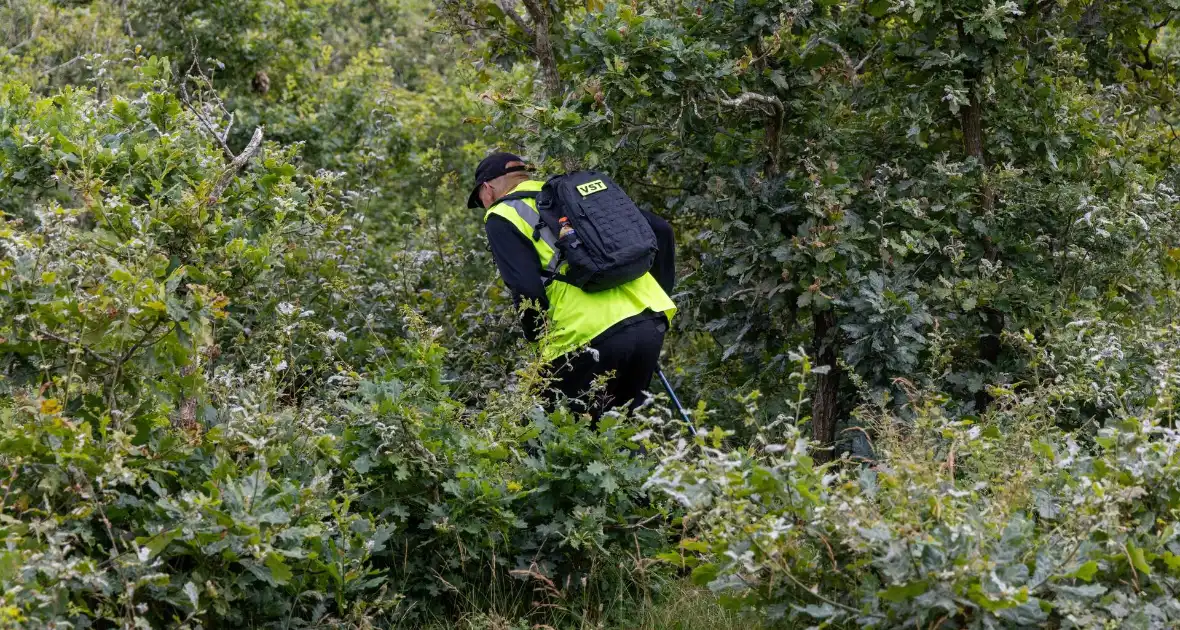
500,198,561,277
484,180,676,361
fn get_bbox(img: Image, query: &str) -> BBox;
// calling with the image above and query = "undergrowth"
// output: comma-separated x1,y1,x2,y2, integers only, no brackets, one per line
4,5,1180,627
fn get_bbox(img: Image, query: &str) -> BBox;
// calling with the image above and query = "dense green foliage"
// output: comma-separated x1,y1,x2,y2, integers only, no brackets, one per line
652,330,1180,627
452,0,1180,429
3,0,1180,627
0,56,682,628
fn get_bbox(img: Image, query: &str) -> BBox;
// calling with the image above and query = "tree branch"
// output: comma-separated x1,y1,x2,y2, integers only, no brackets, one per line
428,26,535,52
496,0,535,39
853,43,880,75
179,79,237,161
813,37,855,74
4,14,40,57
520,0,561,100
718,91,784,115
718,91,785,176
221,111,234,146
34,329,115,367
806,37,877,85
117,320,169,366
41,55,83,77
208,127,264,204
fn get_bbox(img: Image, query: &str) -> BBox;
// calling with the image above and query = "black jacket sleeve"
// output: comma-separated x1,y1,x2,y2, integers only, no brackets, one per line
484,215,547,341
641,209,676,294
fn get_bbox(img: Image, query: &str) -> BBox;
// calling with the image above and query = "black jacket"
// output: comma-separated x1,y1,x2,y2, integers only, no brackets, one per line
484,208,676,341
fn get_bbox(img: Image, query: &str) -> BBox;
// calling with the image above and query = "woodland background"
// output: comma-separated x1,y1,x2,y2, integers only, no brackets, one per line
2,0,1180,628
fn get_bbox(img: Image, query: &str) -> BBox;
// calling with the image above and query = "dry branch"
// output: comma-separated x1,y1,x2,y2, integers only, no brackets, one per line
179,80,236,161
719,91,784,115
719,91,785,175
4,14,41,56
805,37,878,85
34,329,115,366
495,0,535,39
42,55,84,76
208,127,264,204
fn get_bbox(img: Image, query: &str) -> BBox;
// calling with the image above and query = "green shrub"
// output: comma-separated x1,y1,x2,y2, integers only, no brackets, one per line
0,67,678,627
6,0,1180,628
649,339,1180,628
0,351,672,628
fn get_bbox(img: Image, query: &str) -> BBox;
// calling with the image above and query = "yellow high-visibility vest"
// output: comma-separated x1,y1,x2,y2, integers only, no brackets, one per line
484,180,676,361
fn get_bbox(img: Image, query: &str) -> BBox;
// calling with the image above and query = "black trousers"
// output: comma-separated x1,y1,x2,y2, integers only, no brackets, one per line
544,314,668,420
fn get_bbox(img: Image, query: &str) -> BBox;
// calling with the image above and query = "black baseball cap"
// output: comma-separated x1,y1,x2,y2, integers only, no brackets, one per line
467,152,531,208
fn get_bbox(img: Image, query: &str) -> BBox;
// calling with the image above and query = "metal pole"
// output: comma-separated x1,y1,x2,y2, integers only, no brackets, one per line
657,367,696,435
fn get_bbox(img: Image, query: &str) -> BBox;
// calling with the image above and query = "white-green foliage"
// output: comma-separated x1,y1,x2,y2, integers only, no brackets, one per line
650,331,1180,628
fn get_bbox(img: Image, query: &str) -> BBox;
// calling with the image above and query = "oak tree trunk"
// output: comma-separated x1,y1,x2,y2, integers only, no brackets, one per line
521,0,561,101
811,309,841,464
960,73,1003,409
959,85,995,217
974,306,1004,410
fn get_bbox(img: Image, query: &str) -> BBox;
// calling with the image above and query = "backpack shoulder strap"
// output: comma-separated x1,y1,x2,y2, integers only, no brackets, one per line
496,196,563,280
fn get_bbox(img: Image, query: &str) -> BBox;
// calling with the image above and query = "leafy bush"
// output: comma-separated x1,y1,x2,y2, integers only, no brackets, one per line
650,336,1180,628
0,62,390,417
443,0,1180,454
0,349,673,628
6,0,1180,628
0,66,679,628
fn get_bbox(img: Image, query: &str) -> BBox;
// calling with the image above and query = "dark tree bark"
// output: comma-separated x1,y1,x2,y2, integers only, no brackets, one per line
956,21,998,254
963,84,1003,409
974,306,1005,410
811,309,841,464
960,82,984,159
520,0,560,100
959,84,995,216
961,83,1003,409
957,20,1003,411
764,110,783,177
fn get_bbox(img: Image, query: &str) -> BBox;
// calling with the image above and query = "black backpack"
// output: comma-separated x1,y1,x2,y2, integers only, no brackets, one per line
498,171,657,293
